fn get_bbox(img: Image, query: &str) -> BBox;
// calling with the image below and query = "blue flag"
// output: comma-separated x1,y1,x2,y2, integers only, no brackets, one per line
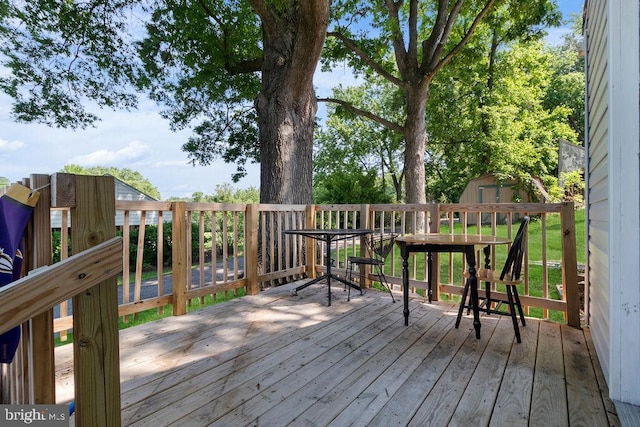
0,184,39,364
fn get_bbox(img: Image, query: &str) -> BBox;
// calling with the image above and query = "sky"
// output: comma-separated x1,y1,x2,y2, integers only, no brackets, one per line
0,1,584,200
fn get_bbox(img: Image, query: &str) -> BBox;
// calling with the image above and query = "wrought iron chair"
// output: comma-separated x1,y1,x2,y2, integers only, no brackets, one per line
457,216,530,343
347,233,397,302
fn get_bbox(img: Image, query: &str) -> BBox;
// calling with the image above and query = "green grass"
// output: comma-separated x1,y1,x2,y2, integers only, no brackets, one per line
348,210,585,323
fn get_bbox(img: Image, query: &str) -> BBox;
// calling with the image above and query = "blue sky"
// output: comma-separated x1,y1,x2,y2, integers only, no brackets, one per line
0,1,584,199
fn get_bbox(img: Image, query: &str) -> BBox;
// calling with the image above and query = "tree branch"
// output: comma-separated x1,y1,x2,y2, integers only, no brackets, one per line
318,97,405,134
429,0,497,76
246,0,277,33
327,31,404,88
290,2,330,89
429,0,465,70
422,0,450,63
406,0,419,72
197,0,263,74
384,0,410,79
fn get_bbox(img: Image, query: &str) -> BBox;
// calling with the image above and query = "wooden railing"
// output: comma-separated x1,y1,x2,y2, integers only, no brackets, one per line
1,174,122,426
2,173,581,426
52,200,580,335
285,202,580,326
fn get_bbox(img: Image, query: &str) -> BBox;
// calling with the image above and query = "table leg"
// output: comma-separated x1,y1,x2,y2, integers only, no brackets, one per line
427,251,433,303
465,247,481,339
325,236,332,306
483,245,491,313
401,244,410,326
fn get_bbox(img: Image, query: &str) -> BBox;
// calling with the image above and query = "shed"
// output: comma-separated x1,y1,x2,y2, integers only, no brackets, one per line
459,174,533,204
458,174,539,224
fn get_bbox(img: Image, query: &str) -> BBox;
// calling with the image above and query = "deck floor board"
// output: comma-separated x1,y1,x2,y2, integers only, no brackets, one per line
55,281,619,426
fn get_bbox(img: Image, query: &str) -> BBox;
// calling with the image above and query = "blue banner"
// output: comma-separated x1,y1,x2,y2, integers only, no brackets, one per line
0,184,39,364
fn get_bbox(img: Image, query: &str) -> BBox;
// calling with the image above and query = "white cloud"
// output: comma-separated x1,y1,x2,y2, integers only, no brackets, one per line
152,160,191,168
68,140,150,166
0,138,25,151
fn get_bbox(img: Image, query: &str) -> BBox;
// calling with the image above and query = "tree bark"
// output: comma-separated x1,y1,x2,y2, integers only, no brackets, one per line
403,83,430,231
403,83,429,205
252,1,330,204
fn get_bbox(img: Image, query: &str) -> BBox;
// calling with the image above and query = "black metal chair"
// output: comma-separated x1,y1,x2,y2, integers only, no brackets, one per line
457,216,530,343
347,233,397,302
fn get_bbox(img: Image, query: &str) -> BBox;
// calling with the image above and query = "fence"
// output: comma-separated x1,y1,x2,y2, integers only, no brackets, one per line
0,174,580,425
50,199,580,337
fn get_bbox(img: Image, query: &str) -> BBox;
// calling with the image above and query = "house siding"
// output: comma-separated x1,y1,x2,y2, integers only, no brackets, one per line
586,0,640,405
585,0,610,386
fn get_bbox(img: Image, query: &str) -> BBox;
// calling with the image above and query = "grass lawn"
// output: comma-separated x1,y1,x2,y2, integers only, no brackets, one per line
373,210,585,323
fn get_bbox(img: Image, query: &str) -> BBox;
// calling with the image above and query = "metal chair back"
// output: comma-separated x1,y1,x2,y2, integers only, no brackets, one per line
365,233,397,263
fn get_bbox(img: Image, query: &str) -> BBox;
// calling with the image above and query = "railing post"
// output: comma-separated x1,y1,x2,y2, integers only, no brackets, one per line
359,204,370,287
172,202,188,316
245,204,259,295
305,205,316,278
53,173,121,426
429,203,441,301
29,174,55,403
561,201,580,327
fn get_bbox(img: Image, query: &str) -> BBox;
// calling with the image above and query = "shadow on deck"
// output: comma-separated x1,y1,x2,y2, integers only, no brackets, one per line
55,282,619,426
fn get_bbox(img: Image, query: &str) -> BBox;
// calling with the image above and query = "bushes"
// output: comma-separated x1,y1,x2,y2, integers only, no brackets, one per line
119,222,212,271
53,222,217,272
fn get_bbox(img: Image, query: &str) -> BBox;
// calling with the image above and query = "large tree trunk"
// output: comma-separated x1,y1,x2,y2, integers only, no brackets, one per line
250,1,329,286
403,85,429,205
403,84,430,232
256,86,316,204
252,1,330,205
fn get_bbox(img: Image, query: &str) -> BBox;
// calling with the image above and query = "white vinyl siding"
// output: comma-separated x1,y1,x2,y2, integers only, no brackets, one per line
586,0,640,405
585,0,610,388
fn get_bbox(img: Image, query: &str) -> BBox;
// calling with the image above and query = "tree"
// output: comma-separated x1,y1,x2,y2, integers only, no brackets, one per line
544,13,585,143
0,1,330,204
321,0,560,208
171,183,259,204
61,165,162,199
315,81,405,202
318,5,576,204
424,39,577,202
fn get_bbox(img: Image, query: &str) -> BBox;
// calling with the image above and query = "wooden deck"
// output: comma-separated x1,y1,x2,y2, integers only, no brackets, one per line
55,283,619,426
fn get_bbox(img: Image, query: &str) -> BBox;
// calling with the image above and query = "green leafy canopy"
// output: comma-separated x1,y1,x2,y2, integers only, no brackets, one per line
0,0,263,181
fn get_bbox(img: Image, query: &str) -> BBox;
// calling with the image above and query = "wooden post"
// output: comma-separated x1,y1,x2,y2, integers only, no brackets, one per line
561,202,580,327
305,205,316,278
358,204,370,288
245,204,259,295
52,174,122,426
29,174,55,403
172,202,187,316
428,203,441,302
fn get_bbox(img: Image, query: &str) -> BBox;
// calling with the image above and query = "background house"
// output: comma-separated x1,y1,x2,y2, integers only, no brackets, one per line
584,0,640,416
51,177,171,228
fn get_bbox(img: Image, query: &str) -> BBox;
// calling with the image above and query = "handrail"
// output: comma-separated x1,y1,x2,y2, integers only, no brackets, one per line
49,201,581,331
0,237,123,335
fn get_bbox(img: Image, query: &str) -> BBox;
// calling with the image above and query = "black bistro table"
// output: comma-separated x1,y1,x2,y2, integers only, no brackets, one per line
284,228,372,306
395,234,510,339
